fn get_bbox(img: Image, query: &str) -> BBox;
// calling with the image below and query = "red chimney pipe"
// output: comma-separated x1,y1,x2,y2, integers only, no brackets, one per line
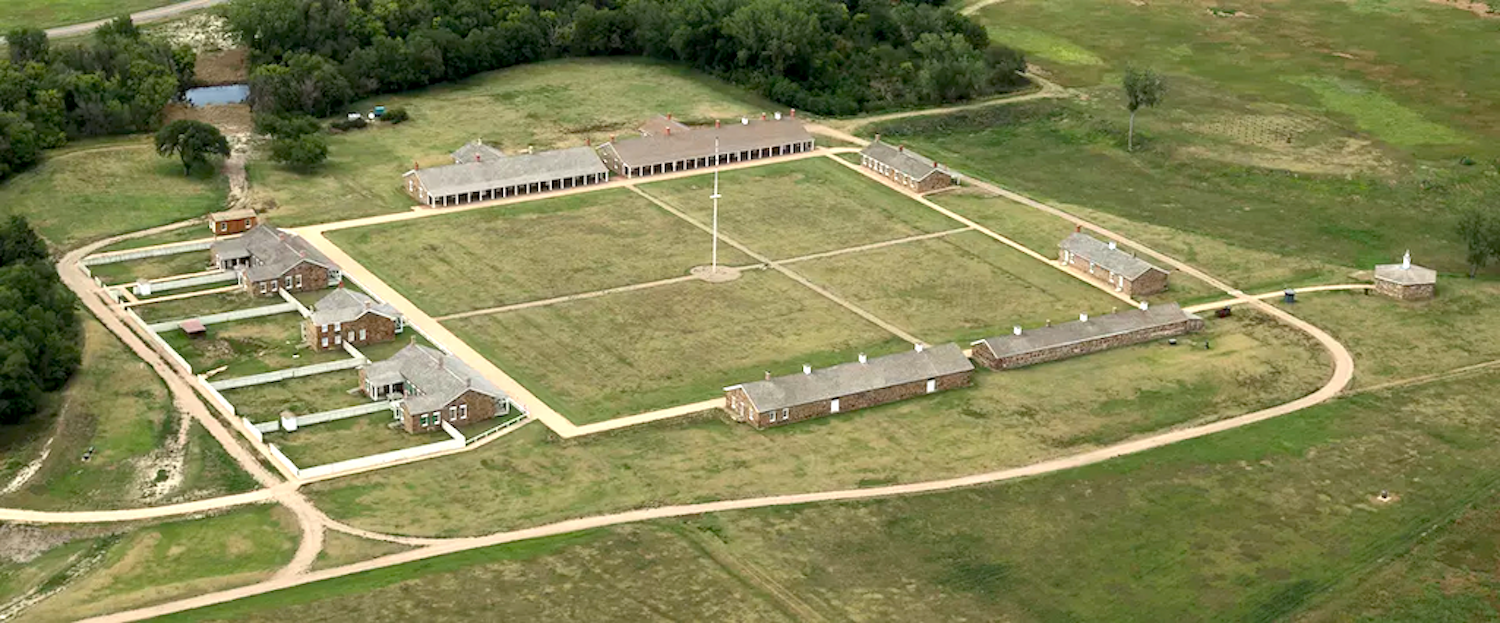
715,119,721,128
761,112,767,121
790,108,796,118
586,137,592,146
666,112,672,120
666,127,671,136
475,154,481,162
898,144,904,152
414,161,419,170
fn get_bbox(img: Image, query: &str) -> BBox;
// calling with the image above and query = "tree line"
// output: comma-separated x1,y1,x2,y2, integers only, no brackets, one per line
223,0,1027,118
0,217,81,426
0,18,197,183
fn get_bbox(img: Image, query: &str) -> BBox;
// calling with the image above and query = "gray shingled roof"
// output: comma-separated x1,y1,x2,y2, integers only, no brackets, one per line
211,226,336,282
209,207,256,221
363,343,507,414
410,146,608,199
638,115,690,137
974,303,1201,360
310,288,400,326
600,117,813,169
451,140,505,164
730,344,973,414
1374,263,1437,285
1059,232,1164,280
859,140,952,181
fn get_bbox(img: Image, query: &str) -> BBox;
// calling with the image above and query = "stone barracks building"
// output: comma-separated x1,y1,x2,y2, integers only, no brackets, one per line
304,288,404,352
859,138,958,193
723,343,974,429
403,144,609,207
971,303,1204,370
1058,232,1170,297
210,225,341,297
598,112,815,179
1374,251,1436,301
361,343,511,434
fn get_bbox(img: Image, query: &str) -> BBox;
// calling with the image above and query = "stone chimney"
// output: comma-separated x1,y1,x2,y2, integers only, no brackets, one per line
802,364,812,375
528,145,534,155
666,112,672,120
899,144,905,152
764,371,771,380
874,133,881,142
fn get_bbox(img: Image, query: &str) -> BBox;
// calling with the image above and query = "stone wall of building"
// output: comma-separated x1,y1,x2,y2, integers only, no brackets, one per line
1375,279,1435,301
305,313,399,352
401,389,503,434
974,317,1204,370
1058,250,1169,297
247,262,331,297
732,370,973,429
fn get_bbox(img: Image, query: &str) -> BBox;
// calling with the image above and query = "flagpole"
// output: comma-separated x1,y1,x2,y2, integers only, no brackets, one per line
711,137,721,272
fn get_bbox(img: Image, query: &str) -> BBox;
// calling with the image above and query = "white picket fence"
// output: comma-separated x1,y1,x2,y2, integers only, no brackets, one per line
465,413,530,446
293,401,393,428
82,239,213,266
145,270,236,294
201,379,237,417
242,418,266,442
148,302,297,333
280,288,313,318
267,444,301,478
294,420,465,480
208,357,366,391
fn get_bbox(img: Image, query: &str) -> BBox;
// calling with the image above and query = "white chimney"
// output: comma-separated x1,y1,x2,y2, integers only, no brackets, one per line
802,364,812,375
858,353,867,364
774,111,782,121
1108,241,1118,250
741,117,749,125
1012,325,1022,335
1402,250,1411,270
1139,300,1149,311
915,343,925,352
1080,313,1089,322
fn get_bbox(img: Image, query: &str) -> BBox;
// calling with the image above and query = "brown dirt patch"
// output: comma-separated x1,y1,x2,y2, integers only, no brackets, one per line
1182,113,1391,174
1428,0,1497,18
196,48,249,86
162,104,253,136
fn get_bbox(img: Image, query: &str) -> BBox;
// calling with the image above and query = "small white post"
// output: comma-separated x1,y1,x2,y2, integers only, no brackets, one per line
1402,250,1411,270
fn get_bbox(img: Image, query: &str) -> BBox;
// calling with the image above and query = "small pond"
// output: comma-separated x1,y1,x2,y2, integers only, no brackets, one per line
184,84,249,107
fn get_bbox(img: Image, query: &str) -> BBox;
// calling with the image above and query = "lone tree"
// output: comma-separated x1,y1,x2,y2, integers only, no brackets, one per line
154,119,229,175
1122,67,1165,152
1456,205,1499,277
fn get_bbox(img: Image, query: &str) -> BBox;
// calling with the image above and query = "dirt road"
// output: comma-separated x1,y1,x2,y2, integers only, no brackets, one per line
42,0,230,39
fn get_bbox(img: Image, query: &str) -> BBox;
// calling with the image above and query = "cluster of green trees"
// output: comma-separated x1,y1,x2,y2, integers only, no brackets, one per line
0,19,198,182
0,217,81,426
223,0,1027,117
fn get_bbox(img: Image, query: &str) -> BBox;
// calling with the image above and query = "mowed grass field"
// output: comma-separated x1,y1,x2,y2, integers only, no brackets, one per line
638,157,957,259
251,58,776,226
86,251,213,285
791,230,1121,344
866,0,1500,282
133,291,268,324
219,369,367,424
174,354,1500,623
0,140,226,250
265,412,462,468
311,310,1326,536
446,270,908,424
327,188,752,317
0,0,174,30
0,319,256,511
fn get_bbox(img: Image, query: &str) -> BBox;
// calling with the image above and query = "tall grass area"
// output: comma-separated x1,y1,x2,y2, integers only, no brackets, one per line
0,318,256,511
0,140,226,250
250,58,775,226
172,370,1500,621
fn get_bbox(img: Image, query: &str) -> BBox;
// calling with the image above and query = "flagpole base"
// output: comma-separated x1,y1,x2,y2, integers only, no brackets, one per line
691,265,742,283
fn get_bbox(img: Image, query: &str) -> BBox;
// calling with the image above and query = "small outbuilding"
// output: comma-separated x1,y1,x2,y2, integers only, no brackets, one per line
180,318,208,338
304,288,404,352
859,138,958,193
208,208,258,236
1374,251,1436,301
971,303,1204,370
1058,232,1170,297
723,343,974,429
